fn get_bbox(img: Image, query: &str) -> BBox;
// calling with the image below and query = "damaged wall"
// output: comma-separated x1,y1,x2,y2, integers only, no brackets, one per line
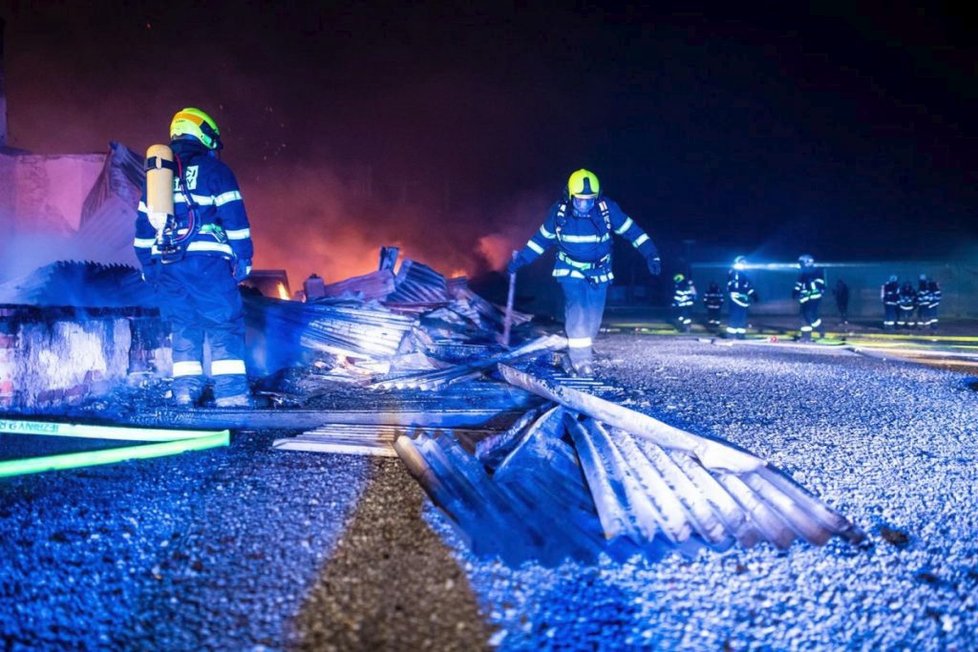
0,307,168,408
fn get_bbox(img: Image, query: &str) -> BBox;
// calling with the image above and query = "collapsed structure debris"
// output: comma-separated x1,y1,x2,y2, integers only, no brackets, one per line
393,365,864,564
0,244,863,565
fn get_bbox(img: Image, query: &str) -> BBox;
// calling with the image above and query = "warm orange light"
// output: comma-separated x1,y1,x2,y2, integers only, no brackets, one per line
276,282,290,300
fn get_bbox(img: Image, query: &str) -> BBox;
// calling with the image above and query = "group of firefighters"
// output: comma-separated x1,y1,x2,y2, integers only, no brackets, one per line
673,261,943,340
133,108,947,399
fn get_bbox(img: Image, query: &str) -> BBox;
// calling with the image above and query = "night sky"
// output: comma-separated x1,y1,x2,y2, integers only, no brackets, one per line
2,2,976,283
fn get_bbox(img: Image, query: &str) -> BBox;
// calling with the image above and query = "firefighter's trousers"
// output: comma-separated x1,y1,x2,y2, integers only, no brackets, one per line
156,256,249,401
559,278,607,368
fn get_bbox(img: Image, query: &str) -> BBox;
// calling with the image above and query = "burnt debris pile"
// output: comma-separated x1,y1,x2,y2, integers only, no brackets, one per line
393,365,866,565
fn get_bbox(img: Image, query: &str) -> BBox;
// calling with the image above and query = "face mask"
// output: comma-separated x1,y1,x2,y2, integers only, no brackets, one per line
572,196,595,215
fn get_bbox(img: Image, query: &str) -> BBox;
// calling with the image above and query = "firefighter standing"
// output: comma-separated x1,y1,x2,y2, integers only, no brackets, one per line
725,256,757,339
134,108,254,407
508,169,661,375
833,278,850,325
897,281,917,329
702,281,724,330
792,254,825,342
671,273,697,332
881,275,899,330
926,278,942,330
916,274,931,329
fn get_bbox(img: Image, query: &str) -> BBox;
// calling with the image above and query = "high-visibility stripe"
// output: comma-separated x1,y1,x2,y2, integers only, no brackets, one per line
539,225,556,239
615,217,634,234
173,361,204,377
225,227,251,240
527,240,545,254
567,337,592,348
186,241,233,255
560,233,610,243
133,237,155,248
214,190,242,206
174,193,219,206
632,233,649,248
211,359,246,376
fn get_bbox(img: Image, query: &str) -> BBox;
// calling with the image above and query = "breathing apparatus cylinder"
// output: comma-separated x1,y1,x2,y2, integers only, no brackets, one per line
145,144,175,233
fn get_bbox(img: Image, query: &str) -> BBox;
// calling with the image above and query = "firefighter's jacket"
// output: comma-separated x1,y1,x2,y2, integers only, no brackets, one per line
726,271,757,308
898,283,917,310
672,280,696,308
134,139,253,269
515,197,658,286
792,268,826,303
881,280,900,305
927,281,942,308
703,285,724,310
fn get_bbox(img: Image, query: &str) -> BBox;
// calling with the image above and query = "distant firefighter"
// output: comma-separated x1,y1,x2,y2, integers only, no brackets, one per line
508,169,661,376
880,275,899,330
897,281,917,329
725,256,757,339
833,278,850,325
671,273,697,332
792,254,825,342
702,281,724,329
921,276,942,330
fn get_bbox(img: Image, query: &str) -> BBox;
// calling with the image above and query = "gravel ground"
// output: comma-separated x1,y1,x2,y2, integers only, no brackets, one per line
436,335,978,650
2,333,977,650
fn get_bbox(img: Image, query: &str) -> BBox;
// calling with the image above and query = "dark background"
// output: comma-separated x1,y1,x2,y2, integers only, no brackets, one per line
2,1,976,284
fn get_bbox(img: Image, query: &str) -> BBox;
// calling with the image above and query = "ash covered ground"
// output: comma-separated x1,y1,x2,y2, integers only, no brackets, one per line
1,333,976,650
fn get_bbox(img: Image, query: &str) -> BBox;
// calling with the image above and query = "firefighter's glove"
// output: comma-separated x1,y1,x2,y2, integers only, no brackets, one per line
507,251,530,276
646,257,662,276
141,263,160,287
233,258,252,282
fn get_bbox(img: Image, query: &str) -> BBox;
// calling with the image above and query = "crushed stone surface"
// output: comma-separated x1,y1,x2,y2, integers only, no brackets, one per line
2,334,976,650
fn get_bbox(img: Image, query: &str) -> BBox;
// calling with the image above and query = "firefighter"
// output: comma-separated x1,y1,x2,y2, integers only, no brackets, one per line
725,256,757,339
926,277,942,330
897,280,916,329
702,281,724,330
792,254,825,342
508,169,661,375
833,278,850,326
915,274,931,329
671,273,696,332
880,275,899,330
134,108,254,407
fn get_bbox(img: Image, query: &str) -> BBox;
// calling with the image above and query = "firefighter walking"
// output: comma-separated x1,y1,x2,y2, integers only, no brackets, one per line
725,256,757,339
134,107,254,407
508,169,661,375
881,275,899,330
792,254,825,342
702,281,724,330
671,273,696,332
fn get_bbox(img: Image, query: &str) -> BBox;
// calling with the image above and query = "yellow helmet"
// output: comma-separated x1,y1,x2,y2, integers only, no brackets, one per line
567,169,600,198
169,107,222,150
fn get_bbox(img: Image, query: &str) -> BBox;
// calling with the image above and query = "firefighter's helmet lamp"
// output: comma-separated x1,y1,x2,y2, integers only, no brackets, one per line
567,169,600,215
798,254,814,268
673,273,685,283
732,256,747,271
170,107,223,150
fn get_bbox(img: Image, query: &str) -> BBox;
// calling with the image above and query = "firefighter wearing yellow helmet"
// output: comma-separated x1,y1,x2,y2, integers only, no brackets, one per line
133,107,254,407
508,168,662,376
